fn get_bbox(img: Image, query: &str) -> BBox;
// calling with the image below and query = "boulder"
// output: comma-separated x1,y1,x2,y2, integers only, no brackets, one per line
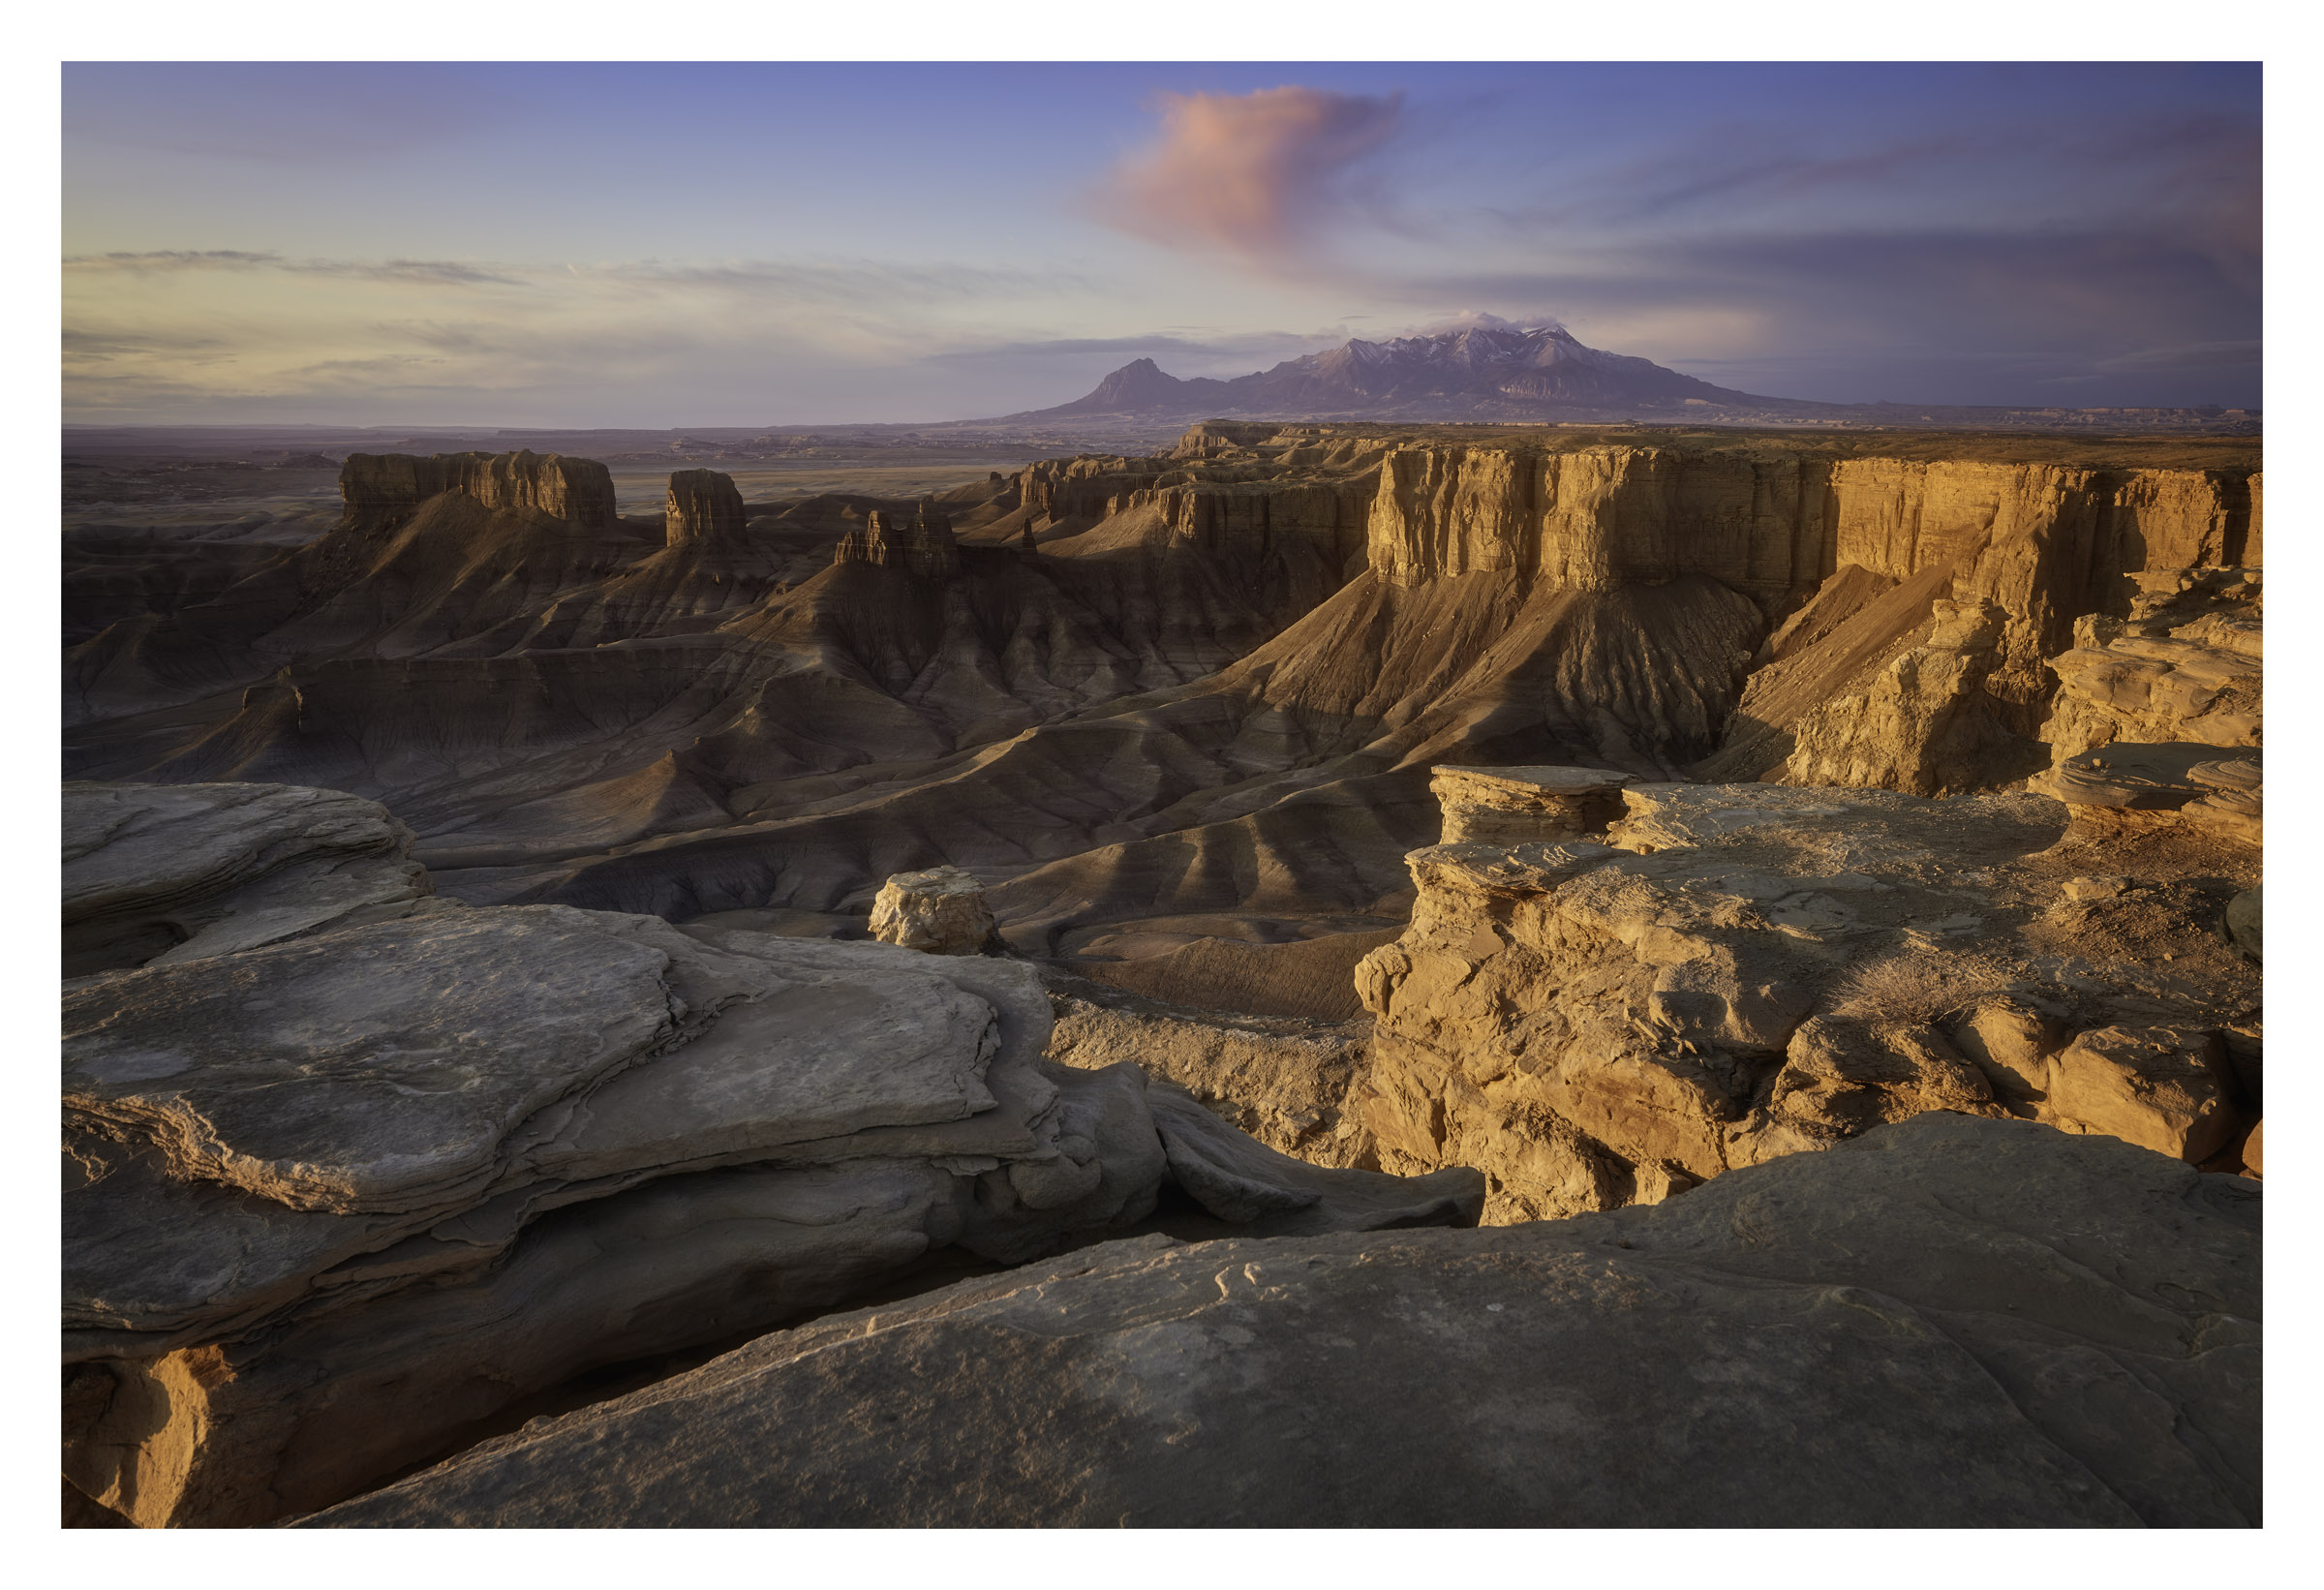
2224,886,2261,959
870,865,998,956
2044,1025,2237,1163
298,1115,2260,1529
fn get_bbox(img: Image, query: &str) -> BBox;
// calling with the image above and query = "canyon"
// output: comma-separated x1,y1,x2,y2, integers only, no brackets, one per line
60,416,2261,1526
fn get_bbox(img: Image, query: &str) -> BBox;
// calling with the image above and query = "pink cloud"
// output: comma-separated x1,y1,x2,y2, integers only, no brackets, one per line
1093,86,1404,264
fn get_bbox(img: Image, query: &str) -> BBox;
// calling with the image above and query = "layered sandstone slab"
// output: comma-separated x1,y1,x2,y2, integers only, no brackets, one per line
1430,764,1633,844
2036,743,2262,849
62,783,1483,1527
301,1115,2260,1529
2043,567,2261,759
62,780,436,977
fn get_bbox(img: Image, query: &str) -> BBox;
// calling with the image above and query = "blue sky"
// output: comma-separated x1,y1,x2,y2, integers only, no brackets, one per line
62,61,2262,424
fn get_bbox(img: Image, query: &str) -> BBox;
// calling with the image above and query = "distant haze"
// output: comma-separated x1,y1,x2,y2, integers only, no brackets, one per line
63,62,2260,426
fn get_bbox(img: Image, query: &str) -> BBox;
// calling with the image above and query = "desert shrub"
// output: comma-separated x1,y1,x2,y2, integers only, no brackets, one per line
1826,948,2015,1026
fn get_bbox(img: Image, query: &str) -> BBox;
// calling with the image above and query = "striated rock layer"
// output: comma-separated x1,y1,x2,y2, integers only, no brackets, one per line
301,1115,2260,1528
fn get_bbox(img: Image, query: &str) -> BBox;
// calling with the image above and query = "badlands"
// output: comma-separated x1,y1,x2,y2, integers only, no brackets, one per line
62,420,2260,1526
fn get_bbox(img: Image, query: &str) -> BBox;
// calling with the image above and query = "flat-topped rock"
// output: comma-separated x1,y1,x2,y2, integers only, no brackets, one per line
299,1116,2260,1529
63,781,434,977
1431,764,1636,845
67,909,670,1213
1436,765,1636,795
2035,744,2261,847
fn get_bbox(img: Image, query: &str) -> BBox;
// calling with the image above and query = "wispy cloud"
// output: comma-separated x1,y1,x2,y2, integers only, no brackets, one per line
1089,86,1404,266
65,250,524,287
287,259,525,287
2088,340,2263,374
587,257,1093,307
66,249,282,271
62,327,232,359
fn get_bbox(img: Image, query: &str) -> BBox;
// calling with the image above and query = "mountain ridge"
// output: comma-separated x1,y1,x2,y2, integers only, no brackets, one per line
1014,324,1807,424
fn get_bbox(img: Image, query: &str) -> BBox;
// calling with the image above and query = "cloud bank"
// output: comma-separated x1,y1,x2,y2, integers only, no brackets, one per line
1091,86,1403,265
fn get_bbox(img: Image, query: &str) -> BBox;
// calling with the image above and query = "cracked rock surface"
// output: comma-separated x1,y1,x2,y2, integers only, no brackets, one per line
1357,778,2259,1222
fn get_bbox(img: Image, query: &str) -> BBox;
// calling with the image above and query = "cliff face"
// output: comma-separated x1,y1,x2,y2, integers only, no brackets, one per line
663,469,748,547
338,450,618,530
1357,443,2256,794
1364,445,2255,611
1021,454,1378,564
1368,446,1828,600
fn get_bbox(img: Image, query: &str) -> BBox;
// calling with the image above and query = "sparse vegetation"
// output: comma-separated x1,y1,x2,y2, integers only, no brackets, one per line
1827,948,2016,1026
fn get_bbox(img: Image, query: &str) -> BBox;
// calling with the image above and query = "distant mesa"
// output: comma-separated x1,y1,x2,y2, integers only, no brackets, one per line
340,448,616,530
664,468,748,548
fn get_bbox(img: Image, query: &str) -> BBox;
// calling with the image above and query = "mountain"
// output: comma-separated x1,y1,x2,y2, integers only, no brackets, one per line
1039,357,1235,416
1013,324,1808,423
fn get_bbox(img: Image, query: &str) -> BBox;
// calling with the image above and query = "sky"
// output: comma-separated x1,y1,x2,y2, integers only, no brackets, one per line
61,61,2262,426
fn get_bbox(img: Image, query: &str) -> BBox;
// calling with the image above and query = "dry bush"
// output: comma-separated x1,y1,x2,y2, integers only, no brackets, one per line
1826,948,2015,1026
